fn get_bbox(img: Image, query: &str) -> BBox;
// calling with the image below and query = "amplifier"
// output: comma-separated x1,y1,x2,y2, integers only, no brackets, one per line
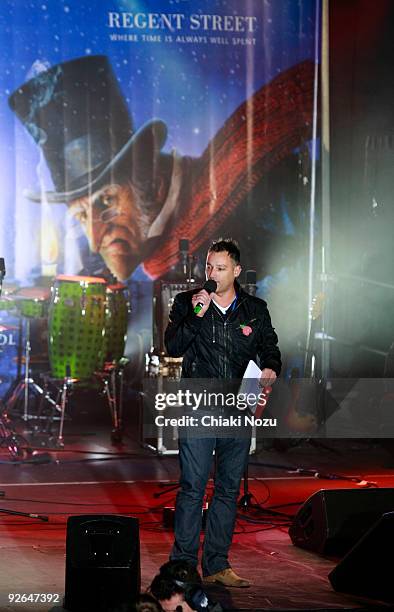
153,281,193,354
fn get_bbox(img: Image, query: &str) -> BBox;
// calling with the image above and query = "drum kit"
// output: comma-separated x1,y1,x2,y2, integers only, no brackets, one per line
0,274,130,453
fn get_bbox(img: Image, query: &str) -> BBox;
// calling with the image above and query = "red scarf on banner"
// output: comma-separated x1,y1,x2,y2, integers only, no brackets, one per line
143,60,315,279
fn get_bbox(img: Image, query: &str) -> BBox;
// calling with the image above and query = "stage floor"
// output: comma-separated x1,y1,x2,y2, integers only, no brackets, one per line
0,390,393,612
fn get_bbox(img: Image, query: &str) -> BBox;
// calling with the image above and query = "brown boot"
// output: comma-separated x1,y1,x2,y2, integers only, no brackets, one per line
204,568,251,588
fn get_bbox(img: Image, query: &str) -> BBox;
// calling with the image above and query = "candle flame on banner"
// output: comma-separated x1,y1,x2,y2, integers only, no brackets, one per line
41,220,59,276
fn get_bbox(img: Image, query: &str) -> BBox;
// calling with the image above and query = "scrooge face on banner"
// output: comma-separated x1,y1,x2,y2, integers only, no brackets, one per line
0,0,320,385
2,0,319,284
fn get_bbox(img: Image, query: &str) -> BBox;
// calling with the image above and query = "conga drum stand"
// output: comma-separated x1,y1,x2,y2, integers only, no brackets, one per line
56,373,72,447
0,412,32,460
32,372,73,447
5,317,45,422
98,360,127,444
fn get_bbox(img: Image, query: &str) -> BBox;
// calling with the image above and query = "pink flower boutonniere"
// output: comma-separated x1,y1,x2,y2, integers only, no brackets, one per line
240,324,253,336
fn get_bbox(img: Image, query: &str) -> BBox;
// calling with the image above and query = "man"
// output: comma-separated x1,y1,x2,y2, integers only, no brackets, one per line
9,55,314,282
164,239,281,587
130,594,162,612
150,560,223,612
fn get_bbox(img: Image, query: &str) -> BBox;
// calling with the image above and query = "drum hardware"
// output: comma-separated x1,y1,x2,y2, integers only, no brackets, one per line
145,349,162,377
0,409,48,520
46,275,130,445
162,357,183,380
57,367,72,447
0,408,48,518
0,265,49,501
141,353,183,455
0,276,31,464
0,411,32,460
140,371,180,455
3,287,51,422
2,273,131,448
0,266,34,460
145,351,183,380
27,372,71,446
27,361,128,447
5,316,46,422
96,358,128,444
17,372,77,447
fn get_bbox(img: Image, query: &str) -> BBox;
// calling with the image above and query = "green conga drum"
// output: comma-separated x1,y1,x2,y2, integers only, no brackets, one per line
0,285,18,312
0,296,16,312
103,283,129,363
48,275,107,378
15,287,50,318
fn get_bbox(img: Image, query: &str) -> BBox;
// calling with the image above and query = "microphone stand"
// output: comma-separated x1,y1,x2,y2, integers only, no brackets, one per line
238,461,254,509
238,271,258,511
0,257,5,300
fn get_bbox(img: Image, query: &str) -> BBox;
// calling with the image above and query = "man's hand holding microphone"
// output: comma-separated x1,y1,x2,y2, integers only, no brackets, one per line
192,280,217,317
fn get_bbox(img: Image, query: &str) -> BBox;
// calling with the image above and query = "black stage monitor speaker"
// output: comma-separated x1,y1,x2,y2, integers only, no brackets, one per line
329,511,394,603
289,488,394,556
64,515,140,612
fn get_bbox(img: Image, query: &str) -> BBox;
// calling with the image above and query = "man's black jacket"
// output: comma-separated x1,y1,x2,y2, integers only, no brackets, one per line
164,284,281,379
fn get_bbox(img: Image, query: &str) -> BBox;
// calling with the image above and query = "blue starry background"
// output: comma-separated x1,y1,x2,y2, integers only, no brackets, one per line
0,0,318,282
0,0,320,391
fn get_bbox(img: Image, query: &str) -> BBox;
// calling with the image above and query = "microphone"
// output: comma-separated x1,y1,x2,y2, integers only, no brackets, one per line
245,269,256,285
194,280,217,314
0,258,5,280
0,258,5,298
178,238,190,279
245,269,257,296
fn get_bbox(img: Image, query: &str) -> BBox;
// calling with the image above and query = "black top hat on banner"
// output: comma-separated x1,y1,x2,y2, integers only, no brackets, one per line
9,55,167,203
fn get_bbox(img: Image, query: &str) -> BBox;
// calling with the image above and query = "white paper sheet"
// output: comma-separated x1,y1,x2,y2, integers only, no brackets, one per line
238,360,263,414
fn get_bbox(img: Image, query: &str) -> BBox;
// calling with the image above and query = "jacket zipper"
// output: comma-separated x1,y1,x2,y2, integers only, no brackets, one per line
224,297,248,377
212,296,248,377
224,320,227,377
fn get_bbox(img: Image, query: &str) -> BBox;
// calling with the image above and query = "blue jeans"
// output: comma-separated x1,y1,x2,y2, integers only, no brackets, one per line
170,435,251,576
